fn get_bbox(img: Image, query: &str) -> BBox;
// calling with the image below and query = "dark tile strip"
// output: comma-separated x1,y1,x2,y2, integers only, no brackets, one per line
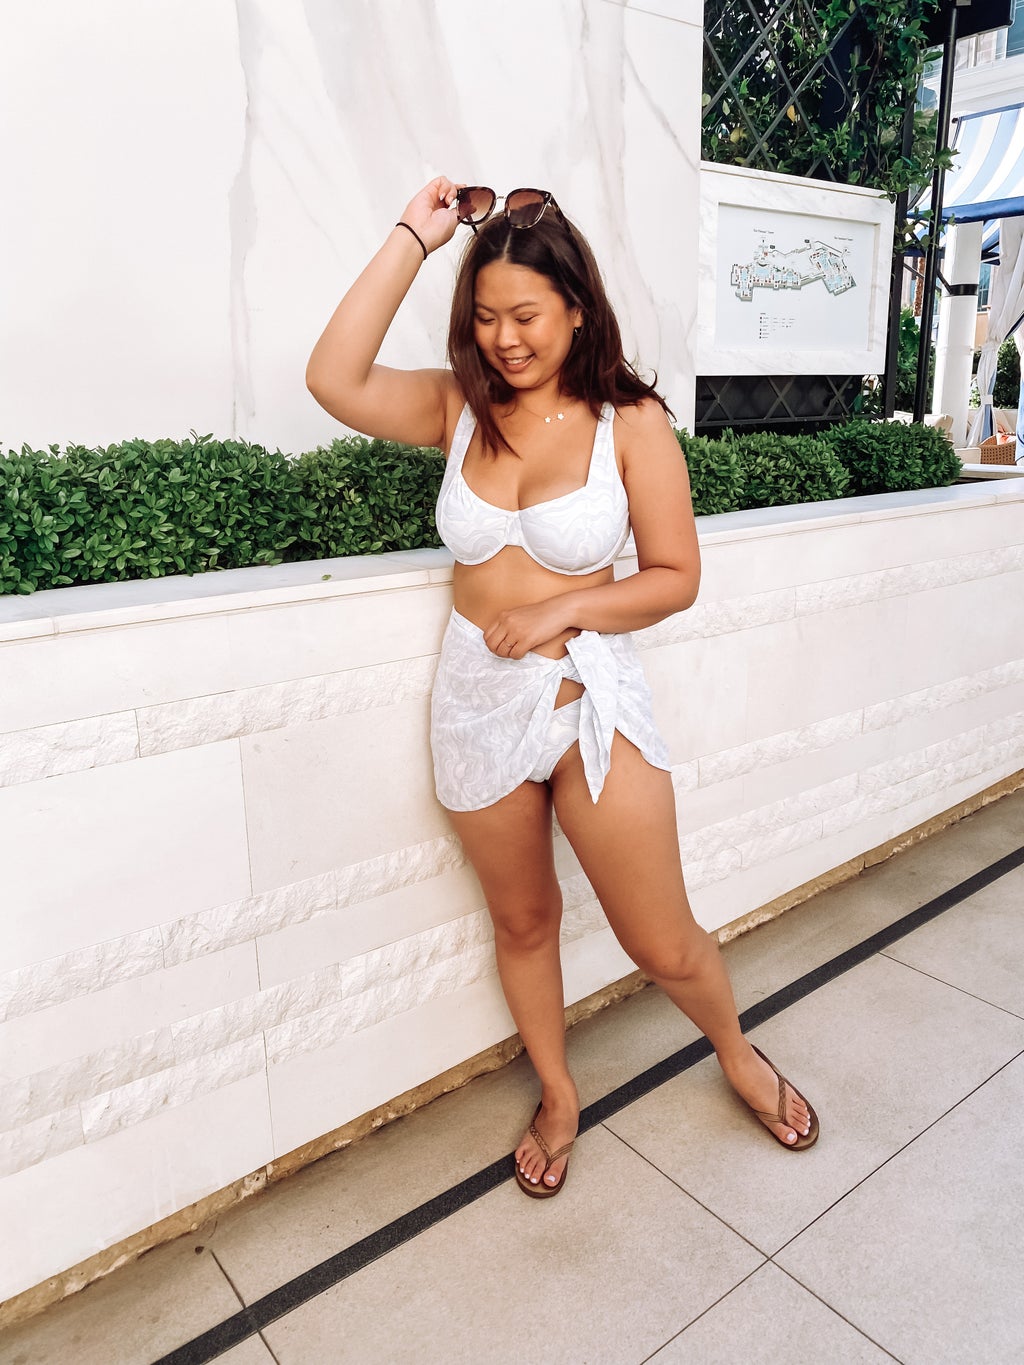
154,841,1024,1364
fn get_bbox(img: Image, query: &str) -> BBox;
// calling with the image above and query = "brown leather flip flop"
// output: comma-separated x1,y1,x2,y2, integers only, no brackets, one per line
514,1103,575,1198
749,1045,820,1150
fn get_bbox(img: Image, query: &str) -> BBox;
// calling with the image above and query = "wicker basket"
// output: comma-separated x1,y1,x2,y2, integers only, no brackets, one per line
978,437,1018,466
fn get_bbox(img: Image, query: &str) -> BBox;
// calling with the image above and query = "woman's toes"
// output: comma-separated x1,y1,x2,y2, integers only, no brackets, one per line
518,1150,542,1184
786,1087,810,1134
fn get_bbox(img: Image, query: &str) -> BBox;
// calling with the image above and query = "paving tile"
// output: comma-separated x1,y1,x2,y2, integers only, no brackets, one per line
206,1050,539,1302
0,1238,240,1365
565,979,702,1096
776,1053,1024,1365
215,1338,278,1363
648,1262,893,1363
719,790,1024,1018
958,786,1024,851
261,1125,763,1365
606,953,1024,1254
848,787,1024,913
883,863,1024,1018
209,982,695,1306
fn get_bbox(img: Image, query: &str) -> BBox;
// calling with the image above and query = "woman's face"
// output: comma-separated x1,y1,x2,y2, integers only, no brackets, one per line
472,262,582,393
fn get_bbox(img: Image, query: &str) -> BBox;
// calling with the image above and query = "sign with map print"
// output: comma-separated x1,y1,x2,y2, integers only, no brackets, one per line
697,165,894,376
717,205,872,352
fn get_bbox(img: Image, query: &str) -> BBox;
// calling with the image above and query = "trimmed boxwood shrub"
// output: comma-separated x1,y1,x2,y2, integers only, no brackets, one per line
0,418,962,596
993,338,1021,409
733,432,850,509
822,419,960,496
675,433,743,515
0,435,307,596
290,437,444,559
679,429,849,512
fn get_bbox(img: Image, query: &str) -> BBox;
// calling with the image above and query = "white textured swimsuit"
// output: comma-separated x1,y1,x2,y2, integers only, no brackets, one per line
430,402,670,811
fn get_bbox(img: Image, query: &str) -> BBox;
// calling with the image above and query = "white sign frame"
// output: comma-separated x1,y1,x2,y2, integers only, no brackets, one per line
697,162,895,376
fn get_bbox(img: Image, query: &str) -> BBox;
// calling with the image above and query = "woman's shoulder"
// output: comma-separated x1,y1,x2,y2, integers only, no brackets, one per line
441,376,473,448
611,397,676,451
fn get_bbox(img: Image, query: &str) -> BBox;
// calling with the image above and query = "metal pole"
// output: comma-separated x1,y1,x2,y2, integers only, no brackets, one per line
913,0,960,422
883,94,918,417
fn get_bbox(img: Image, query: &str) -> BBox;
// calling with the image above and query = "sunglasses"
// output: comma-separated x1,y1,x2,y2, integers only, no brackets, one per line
455,186,564,234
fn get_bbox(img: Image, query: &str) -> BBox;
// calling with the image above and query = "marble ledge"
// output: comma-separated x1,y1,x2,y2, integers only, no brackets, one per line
694,480,1023,547
2,483,1020,644
0,549,454,644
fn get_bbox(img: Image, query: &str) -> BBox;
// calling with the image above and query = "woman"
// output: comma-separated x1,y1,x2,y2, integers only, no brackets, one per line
307,176,818,1198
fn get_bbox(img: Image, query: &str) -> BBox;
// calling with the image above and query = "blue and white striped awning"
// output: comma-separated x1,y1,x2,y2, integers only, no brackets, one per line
907,214,1002,260
916,102,1024,224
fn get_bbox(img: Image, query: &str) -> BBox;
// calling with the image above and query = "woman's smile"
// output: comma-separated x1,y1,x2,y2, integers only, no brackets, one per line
473,261,581,391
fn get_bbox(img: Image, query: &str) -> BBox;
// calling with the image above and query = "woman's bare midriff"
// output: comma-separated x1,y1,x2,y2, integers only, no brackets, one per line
452,551,615,706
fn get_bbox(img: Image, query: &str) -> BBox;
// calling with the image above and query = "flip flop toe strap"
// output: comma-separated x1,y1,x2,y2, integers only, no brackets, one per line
529,1121,575,1169
752,1067,788,1127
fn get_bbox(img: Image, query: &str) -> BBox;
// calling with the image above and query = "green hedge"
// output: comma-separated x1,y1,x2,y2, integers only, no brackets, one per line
1,420,959,596
0,434,444,596
819,419,961,497
0,437,306,595
678,419,960,514
290,437,444,560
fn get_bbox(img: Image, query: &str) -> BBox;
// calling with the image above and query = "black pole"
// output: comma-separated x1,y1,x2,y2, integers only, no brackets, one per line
913,0,959,421
883,94,918,417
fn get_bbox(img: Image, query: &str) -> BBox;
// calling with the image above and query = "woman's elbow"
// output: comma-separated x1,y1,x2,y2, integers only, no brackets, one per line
305,359,327,405
663,564,700,615
306,361,346,421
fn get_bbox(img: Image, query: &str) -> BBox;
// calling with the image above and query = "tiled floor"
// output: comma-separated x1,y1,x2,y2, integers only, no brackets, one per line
3,789,1023,1365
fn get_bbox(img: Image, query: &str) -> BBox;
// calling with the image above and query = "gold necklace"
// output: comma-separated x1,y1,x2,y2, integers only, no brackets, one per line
516,398,574,425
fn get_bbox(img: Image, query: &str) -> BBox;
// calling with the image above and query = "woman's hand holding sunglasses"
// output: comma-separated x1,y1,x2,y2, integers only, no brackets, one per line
396,177,464,260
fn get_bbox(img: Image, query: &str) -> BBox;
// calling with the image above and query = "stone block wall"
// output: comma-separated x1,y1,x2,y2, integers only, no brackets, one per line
2,481,1023,1303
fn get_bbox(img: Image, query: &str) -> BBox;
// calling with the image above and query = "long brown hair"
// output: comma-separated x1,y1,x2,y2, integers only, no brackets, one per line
447,207,672,454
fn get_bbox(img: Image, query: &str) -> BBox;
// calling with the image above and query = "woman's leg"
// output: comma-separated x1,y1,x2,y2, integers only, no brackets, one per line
549,734,811,1144
447,779,579,1189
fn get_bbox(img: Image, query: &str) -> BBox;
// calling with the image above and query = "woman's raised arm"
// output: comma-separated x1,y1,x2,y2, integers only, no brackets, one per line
306,177,462,447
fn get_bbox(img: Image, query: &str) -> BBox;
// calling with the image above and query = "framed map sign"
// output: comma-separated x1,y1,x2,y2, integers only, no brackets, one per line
696,164,895,376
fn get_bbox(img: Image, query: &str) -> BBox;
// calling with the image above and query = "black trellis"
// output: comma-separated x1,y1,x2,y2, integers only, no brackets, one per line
703,0,859,183
702,0,934,187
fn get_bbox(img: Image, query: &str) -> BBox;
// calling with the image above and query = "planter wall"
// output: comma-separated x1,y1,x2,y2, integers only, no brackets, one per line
2,481,1023,1303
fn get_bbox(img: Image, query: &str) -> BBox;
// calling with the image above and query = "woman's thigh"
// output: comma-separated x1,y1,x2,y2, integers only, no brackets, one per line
549,734,703,973
446,780,562,936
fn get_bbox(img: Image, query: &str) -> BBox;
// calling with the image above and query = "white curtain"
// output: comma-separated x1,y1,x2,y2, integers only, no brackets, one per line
968,217,1024,447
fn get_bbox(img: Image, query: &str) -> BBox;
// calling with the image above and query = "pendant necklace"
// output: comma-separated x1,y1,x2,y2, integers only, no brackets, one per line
518,399,573,424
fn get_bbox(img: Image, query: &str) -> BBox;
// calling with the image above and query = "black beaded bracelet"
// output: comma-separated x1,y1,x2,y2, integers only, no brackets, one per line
395,220,428,261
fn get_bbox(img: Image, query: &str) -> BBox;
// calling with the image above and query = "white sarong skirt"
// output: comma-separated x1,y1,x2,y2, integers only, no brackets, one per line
430,608,670,812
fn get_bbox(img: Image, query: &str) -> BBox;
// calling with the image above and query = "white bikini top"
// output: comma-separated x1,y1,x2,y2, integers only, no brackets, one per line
435,402,630,575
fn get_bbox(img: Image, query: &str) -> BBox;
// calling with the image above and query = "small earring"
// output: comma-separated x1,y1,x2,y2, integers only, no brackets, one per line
573,325,581,337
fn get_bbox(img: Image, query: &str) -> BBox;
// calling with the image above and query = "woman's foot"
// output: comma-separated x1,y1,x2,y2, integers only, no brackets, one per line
515,1087,579,1190
718,1040,813,1146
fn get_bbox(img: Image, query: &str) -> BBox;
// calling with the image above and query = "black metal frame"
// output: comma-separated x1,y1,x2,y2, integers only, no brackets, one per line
695,375,863,435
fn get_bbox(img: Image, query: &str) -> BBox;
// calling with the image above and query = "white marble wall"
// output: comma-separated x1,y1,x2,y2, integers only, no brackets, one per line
2,482,1023,1302
0,0,702,455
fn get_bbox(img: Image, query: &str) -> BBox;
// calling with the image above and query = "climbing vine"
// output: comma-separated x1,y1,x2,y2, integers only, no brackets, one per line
702,0,954,203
